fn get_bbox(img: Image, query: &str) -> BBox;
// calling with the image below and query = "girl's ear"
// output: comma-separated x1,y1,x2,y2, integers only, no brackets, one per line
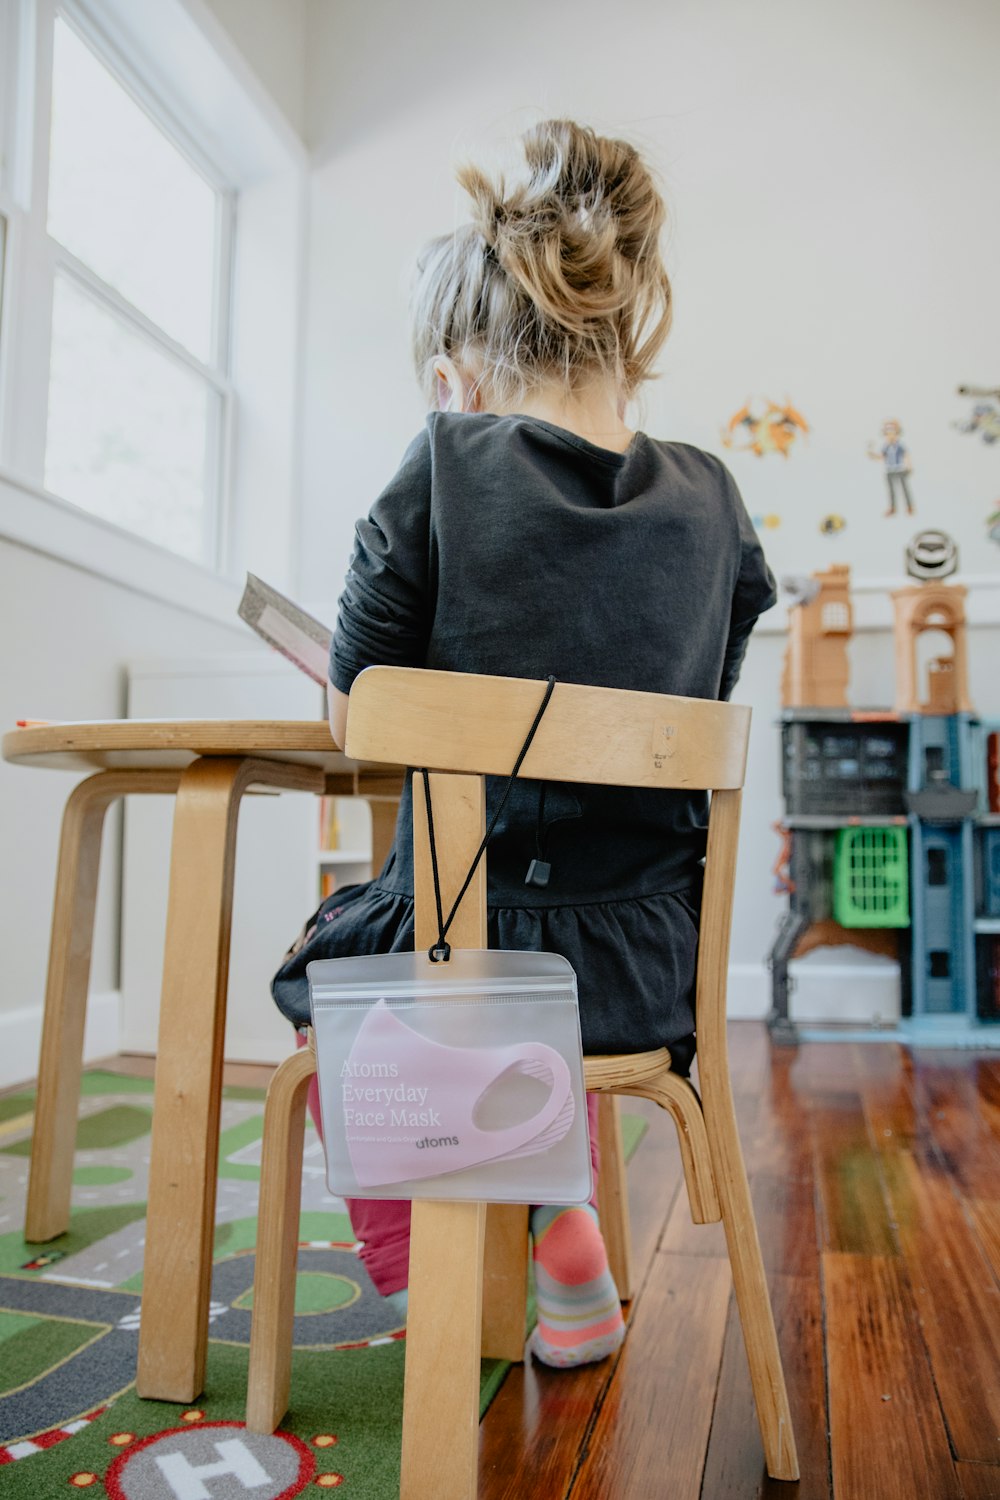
433,357,477,413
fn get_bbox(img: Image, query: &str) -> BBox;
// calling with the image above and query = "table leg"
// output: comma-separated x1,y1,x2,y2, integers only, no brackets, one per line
25,770,180,1244
136,756,322,1402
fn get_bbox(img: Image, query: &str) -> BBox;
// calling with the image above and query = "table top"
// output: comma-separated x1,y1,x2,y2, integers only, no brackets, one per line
1,718,394,777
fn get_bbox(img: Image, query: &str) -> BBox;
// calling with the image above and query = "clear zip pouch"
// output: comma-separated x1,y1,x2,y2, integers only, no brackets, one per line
307,948,592,1205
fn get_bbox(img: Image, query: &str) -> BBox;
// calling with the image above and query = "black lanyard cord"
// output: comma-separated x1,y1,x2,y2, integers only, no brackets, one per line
420,676,557,962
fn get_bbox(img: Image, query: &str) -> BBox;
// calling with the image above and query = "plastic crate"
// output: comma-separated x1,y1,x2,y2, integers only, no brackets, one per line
789,829,834,920
782,720,908,816
975,936,1000,1022
978,827,1000,917
833,827,910,928
909,819,975,1018
906,714,978,799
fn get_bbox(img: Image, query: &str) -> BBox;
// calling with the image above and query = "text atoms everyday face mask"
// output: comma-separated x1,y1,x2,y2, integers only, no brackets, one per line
308,950,592,1205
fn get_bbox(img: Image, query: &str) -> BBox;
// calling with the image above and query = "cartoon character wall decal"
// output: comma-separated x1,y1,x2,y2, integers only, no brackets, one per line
867,419,915,516
954,386,1000,445
721,397,810,458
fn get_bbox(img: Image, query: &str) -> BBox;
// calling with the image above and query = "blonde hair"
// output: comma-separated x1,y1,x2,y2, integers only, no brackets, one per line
411,120,672,409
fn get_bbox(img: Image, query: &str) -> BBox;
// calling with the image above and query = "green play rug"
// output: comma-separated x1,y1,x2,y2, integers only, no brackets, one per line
0,1069,646,1496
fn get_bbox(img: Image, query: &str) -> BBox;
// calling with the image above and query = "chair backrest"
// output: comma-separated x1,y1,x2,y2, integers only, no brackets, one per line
345,666,751,1058
345,667,749,791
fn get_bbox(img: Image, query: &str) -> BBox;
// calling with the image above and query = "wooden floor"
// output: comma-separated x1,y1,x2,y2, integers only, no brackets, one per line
477,1024,1000,1500
36,1024,1000,1499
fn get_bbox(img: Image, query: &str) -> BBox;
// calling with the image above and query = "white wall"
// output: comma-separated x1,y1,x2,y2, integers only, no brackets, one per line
0,542,257,1086
201,0,307,139
296,0,1000,1015
298,0,1000,596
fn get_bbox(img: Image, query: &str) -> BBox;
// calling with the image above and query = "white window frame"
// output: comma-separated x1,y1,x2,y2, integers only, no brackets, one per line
0,0,307,625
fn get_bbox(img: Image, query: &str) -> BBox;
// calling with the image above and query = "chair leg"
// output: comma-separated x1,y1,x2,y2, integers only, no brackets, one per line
246,1045,317,1433
401,1200,486,1500
644,1070,722,1225
481,1204,529,1360
703,1075,799,1481
595,1094,633,1301
586,1055,722,1227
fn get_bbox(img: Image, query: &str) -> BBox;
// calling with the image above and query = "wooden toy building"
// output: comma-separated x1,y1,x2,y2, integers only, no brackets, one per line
770,563,1000,1043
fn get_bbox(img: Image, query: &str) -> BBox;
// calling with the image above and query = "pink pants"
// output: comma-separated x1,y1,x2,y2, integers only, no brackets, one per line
298,1033,601,1295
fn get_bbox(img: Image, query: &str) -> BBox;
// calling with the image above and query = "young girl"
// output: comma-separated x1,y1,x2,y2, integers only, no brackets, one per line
274,119,775,1368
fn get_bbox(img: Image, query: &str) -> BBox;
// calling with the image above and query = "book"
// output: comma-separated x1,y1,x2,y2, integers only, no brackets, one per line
238,573,332,687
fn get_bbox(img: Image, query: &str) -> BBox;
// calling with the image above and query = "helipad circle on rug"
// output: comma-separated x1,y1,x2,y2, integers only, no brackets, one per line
103,1421,316,1499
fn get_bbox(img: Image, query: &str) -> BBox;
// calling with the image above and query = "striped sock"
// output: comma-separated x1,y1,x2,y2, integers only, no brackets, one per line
528,1204,625,1368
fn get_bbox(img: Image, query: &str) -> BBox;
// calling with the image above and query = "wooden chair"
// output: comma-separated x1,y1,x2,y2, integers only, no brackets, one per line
246,667,799,1496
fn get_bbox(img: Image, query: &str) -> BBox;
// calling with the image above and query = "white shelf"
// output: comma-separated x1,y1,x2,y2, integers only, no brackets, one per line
975,917,1000,934
317,849,371,865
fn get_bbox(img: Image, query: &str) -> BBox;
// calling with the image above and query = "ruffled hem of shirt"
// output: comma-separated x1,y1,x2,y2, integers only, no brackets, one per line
271,879,699,1073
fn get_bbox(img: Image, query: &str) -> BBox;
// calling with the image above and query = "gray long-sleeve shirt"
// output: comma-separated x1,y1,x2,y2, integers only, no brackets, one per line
272,411,776,1054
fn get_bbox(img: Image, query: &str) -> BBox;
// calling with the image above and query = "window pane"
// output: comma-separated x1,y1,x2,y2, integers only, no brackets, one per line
45,274,217,564
48,17,217,361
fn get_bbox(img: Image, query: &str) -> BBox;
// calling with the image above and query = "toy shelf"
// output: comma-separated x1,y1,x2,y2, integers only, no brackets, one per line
784,815,908,829
770,564,1000,1044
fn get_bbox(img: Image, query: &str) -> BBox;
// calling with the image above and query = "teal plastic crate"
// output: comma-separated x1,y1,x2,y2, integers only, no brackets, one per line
833,826,910,929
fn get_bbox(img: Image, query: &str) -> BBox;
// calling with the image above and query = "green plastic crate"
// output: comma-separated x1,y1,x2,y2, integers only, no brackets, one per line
833,827,910,929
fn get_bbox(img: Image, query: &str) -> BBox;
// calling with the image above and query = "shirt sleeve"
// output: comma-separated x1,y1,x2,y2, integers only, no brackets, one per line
719,465,777,701
329,426,434,694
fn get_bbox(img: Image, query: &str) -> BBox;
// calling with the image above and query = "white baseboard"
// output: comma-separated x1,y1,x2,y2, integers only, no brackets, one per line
726,963,772,1018
0,990,121,1092
726,955,902,1026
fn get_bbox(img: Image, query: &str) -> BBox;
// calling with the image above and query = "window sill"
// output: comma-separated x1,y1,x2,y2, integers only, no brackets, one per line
0,464,245,628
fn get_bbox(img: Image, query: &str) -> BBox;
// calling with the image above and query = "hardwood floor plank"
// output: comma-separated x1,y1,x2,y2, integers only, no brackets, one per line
895,1158,1000,1462
749,1167,819,1281
700,1272,829,1499
824,1251,961,1500
859,1082,1000,1464
812,1090,897,1256
912,1058,1000,1201
788,1041,863,1093
478,1357,615,1500
615,1097,686,1274
720,1019,773,1100
969,1199,1000,1284
478,1095,682,1498
661,1182,727,1257
972,1059,1000,1149
570,1252,732,1500
956,1460,1000,1499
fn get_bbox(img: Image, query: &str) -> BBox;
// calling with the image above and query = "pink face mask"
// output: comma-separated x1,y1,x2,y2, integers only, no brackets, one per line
340,1000,575,1189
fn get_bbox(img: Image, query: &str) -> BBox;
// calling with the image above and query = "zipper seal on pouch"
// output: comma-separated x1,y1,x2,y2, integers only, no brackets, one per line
310,978,572,1006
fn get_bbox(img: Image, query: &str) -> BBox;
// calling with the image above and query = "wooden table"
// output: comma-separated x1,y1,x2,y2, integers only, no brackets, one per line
2,719,402,1402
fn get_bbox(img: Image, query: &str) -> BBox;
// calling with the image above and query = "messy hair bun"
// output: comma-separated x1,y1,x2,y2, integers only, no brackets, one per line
412,120,672,408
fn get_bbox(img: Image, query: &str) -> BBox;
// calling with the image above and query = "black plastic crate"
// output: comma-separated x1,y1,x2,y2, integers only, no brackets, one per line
781,719,908,816
789,829,834,920
976,935,1000,1022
